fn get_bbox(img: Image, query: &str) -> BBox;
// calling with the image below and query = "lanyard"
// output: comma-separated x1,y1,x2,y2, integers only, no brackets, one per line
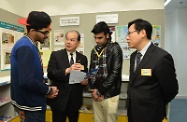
94,48,105,60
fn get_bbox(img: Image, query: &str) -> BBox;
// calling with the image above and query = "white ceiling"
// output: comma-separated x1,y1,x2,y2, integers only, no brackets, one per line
165,0,187,13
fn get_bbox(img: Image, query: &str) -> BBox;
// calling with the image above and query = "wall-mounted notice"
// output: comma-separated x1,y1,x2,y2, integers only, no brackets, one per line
39,33,52,67
96,14,118,24
77,34,84,54
115,25,130,60
115,25,128,43
151,25,161,47
54,30,65,45
60,17,80,26
0,21,24,70
109,26,116,42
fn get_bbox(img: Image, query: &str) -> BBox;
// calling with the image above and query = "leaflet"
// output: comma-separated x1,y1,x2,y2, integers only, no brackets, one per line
69,70,86,84
69,68,99,84
84,68,99,79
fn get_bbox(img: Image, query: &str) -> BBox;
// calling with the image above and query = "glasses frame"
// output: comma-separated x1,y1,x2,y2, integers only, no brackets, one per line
36,30,50,37
127,30,137,36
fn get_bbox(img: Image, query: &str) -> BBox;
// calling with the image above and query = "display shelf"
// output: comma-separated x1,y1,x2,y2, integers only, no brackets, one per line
0,76,15,122
83,92,92,98
0,81,10,86
119,93,127,100
122,74,129,82
2,114,18,122
0,76,10,86
0,99,11,107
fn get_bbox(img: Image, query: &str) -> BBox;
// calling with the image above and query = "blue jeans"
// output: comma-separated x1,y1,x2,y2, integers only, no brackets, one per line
15,107,45,122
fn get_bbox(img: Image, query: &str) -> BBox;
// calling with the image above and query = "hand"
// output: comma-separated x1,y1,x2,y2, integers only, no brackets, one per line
96,95,104,102
71,63,82,71
90,89,104,102
90,89,98,100
80,78,88,85
47,86,59,99
65,63,82,75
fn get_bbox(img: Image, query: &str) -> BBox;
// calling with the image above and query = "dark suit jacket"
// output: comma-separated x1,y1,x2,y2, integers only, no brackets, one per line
127,43,178,122
47,49,88,111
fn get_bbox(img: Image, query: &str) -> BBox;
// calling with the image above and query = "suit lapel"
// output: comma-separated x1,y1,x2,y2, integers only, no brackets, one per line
61,49,71,66
130,44,155,83
76,51,81,63
129,51,136,83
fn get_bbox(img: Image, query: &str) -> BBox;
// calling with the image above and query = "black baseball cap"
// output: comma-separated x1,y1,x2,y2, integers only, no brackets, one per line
18,11,51,29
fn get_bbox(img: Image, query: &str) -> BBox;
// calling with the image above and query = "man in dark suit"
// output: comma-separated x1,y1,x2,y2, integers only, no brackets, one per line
47,30,88,122
126,19,179,122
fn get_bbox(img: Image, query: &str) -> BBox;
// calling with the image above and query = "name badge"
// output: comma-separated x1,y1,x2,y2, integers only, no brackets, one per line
141,69,152,76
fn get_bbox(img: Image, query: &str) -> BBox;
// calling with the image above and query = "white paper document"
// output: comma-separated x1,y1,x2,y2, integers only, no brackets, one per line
69,70,86,84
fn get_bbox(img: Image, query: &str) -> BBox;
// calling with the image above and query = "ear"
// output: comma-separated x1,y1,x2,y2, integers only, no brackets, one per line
106,33,109,39
77,41,80,46
30,29,35,33
140,29,146,38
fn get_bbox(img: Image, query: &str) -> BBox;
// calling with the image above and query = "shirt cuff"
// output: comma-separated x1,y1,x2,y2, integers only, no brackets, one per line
46,87,52,95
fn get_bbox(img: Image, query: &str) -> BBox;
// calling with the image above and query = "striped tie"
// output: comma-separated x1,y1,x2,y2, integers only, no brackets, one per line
69,53,74,65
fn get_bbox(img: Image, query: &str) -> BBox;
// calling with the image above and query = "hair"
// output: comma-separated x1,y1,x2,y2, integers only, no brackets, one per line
91,21,112,40
65,30,81,41
26,26,42,33
25,11,51,33
26,24,50,33
128,19,152,40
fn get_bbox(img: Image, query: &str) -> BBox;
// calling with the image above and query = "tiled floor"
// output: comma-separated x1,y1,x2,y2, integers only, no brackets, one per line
169,99,187,122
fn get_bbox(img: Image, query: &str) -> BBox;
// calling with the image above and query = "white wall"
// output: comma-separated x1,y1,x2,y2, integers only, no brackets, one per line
165,8,187,97
1,0,164,17
24,0,164,16
0,0,25,16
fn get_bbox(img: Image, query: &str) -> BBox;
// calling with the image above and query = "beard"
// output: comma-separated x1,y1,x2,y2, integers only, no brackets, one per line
95,41,110,52
38,38,46,44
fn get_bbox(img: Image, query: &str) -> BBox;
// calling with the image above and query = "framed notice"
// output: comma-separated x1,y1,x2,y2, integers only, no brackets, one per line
96,14,118,24
60,17,80,26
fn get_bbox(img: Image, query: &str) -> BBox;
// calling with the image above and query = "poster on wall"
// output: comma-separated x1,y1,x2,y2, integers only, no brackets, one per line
109,26,116,42
116,25,128,43
152,25,161,47
0,21,24,70
54,30,65,45
40,38,50,50
39,33,52,67
53,46,62,51
120,43,130,59
115,25,131,59
76,34,84,54
53,32,85,55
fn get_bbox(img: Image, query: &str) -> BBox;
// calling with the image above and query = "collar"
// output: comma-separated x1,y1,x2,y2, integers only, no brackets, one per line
66,51,76,56
25,35,37,46
139,41,151,56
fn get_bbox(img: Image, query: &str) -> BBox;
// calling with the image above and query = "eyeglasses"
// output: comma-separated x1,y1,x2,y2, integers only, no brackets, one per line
127,31,137,35
65,38,77,42
36,30,50,36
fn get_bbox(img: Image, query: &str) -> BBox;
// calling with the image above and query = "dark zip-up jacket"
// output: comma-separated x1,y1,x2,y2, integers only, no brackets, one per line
89,42,123,99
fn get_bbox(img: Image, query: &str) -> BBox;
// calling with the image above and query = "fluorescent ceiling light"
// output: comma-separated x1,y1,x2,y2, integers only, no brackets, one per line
164,0,171,6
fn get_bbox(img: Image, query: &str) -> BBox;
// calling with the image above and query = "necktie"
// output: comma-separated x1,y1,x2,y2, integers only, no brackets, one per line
69,53,74,65
136,52,142,68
